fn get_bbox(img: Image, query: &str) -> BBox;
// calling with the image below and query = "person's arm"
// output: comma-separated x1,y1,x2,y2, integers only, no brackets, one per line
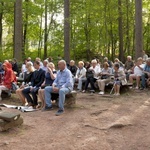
47,67,56,80
118,70,126,80
79,68,86,79
61,70,73,90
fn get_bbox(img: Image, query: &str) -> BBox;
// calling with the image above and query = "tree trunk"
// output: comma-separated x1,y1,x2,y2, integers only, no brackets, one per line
64,0,70,63
14,0,23,61
135,0,143,59
0,2,4,50
44,0,48,59
118,0,124,62
22,0,29,59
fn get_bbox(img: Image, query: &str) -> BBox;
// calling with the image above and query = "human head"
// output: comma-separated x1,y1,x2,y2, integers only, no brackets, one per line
103,62,109,69
26,62,34,72
78,61,84,68
114,58,119,63
114,63,120,71
35,57,41,62
137,57,143,64
2,62,12,71
127,56,132,61
27,57,31,62
58,60,66,71
34,61,40,70
104,57,108,62
70,60,75,66
43,59,48,67
146,58,150,66
91,59,97,68
47,62,55,70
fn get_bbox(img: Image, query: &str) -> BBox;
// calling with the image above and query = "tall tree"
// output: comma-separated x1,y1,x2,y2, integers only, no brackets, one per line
44,0,48,59
0,2,4,51
118,0,124,61
135,0,143,59
64,0,70,63
14,0,23,61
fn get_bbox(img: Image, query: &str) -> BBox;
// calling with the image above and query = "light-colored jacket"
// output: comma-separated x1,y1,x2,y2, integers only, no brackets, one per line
75,67,86,79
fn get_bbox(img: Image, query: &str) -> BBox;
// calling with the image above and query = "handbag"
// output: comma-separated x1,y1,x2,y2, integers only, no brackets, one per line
86,70,94,78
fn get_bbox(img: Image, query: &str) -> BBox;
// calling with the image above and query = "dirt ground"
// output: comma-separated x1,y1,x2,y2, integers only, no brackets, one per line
0,89,150,150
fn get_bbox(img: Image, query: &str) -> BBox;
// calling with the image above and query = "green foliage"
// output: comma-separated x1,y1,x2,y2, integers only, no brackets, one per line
0,0,150,61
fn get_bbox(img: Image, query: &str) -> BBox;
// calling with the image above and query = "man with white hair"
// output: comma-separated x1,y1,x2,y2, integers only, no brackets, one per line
43,60,73,116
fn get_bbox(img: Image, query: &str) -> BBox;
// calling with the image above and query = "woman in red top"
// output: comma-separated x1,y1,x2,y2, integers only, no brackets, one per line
0,62,16,100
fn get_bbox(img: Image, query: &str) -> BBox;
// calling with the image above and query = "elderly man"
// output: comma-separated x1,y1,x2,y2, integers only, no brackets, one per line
43,60,73,116
140,58,150,90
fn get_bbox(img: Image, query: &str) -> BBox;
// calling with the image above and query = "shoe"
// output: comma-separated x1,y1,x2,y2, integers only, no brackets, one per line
135,86,139,90
42,106,53,111
116,93,120,96
113,93,117,95
98,91,104,95
82,90,86,93
27,102,33,107
90,90,95,93
140,87,144,90
55,109,64,116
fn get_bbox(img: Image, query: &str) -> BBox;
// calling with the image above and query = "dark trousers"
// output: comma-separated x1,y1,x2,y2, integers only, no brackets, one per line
84,77,97,90
22,87,39,106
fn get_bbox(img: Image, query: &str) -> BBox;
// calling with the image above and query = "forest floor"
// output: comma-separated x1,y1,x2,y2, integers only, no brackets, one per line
0,88,150,150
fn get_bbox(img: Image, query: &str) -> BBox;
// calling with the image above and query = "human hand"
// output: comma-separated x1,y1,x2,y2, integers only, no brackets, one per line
53,87,59,92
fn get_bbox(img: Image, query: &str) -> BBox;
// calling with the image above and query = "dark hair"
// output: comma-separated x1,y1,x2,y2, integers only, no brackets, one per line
34,61,40,65
114,63,120,69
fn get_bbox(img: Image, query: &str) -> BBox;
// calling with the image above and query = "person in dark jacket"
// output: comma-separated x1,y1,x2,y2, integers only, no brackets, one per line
22,61,45,108
68,60,77,77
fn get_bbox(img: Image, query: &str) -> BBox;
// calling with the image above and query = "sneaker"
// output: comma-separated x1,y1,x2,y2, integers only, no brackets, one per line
55,109,64,116
135,86,139,90
116,93,120,96
90,90,95,93
82,90,86,93
42,106,53,111
98,91,104,95
140,87,145,90
113,93,117,96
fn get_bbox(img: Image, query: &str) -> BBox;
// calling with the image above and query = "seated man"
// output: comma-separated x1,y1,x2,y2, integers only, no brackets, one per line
43,60,73,116
73,61,86,92
22,61,45,108
140,58,150,90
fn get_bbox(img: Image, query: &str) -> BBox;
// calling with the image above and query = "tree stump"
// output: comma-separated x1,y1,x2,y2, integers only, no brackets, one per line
0,112,23,131
54,91,77,107
65,91,77,106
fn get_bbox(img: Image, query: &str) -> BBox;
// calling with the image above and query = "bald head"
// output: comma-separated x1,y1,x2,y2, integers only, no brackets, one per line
58,60,66,71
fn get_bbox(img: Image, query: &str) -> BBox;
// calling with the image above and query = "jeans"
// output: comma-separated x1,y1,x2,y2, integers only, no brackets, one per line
73,77,86,90
141,73,148,88
44,86,71,110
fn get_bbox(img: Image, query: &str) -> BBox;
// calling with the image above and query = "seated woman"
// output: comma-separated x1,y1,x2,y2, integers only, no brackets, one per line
0,62,16,100
16,62,34,105
73,61,87,92
129,57,145,89
113,63,126,96
97,62,112,95
82,59,101,93
38,62,57,109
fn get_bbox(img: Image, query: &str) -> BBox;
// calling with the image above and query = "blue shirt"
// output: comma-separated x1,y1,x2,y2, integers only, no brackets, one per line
53,68,73,90
144,64,150,72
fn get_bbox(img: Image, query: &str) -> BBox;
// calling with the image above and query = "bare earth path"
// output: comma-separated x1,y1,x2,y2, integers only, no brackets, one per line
0,90,150,150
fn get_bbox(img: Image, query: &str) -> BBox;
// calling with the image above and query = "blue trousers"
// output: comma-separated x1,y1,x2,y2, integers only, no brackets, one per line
44,86,71,110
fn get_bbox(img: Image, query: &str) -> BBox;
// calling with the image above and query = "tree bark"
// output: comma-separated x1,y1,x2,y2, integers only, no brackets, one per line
14,0,23,61
64,0,70,63
0,2,4,50
135,0,143,59
118,0,124,62
44,0,48,59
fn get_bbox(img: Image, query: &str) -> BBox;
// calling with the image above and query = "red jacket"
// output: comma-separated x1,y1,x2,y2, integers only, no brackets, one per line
3,62,16,89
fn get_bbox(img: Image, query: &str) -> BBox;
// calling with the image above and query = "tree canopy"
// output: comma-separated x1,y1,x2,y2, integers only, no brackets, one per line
0,0,149,62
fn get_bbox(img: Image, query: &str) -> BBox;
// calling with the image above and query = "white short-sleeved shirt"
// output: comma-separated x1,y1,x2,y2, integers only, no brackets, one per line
134,64,145,76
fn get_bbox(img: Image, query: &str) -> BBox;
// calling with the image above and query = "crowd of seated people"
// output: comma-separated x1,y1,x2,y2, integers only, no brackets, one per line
0,52,150,115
